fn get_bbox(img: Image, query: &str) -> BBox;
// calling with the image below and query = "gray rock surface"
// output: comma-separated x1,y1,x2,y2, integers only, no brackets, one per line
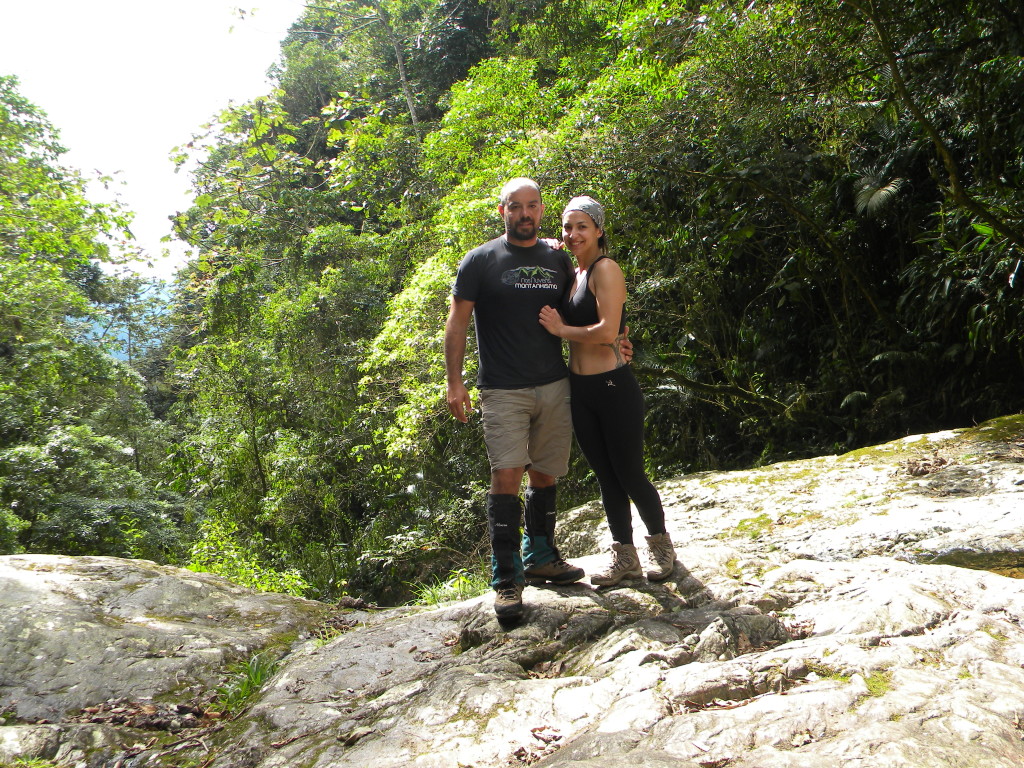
0,555,327,766
3,415,1024,767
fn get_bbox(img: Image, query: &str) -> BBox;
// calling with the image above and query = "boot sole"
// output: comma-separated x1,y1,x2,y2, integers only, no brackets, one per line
647,562,678,581
590,571,643,587
525,575,585,586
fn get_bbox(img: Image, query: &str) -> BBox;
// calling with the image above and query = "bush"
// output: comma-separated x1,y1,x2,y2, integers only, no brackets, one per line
188,517,309,596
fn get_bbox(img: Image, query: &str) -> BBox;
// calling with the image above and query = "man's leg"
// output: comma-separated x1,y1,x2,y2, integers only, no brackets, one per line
523,480,557,565
479,387,533,619
522,472,585,585
487,491,524,587
491,468,528,589
520,379,583,585
487,467,527,619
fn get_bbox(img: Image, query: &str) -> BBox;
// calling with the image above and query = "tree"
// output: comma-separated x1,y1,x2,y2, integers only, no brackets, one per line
0,77,184,559
0,76,132,269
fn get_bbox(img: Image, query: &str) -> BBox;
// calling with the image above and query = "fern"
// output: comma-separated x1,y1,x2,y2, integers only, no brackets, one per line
854,174,906,217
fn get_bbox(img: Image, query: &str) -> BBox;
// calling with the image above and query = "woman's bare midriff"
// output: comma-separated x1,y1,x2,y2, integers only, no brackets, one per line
568,338,628,375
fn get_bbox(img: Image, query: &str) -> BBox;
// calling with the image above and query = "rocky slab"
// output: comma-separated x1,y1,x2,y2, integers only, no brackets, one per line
3,415,1024,767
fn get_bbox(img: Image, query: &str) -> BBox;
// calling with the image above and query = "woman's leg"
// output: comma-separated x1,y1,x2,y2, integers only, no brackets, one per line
571,374,634,545
585,367,666,537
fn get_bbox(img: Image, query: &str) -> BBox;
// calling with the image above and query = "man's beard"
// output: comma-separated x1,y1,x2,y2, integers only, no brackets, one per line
508,218,538,240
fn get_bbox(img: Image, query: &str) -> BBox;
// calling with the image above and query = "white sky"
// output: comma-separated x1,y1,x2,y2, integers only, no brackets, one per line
0,0,308,280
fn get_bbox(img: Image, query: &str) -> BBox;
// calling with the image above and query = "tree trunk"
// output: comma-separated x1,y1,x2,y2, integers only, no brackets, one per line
368,0,422,140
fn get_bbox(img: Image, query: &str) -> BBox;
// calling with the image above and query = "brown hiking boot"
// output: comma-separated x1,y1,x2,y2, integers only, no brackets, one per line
590,542,642,586
524,557,585,586
493,582,524,620
645,532,677,581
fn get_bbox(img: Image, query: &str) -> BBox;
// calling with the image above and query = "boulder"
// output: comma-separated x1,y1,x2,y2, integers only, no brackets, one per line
0,555,327,766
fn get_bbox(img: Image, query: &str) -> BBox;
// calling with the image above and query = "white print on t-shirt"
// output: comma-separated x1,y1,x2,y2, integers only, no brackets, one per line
500,266,560,289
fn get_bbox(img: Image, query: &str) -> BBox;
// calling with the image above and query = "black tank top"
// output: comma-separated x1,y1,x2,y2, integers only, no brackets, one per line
561,256,627,332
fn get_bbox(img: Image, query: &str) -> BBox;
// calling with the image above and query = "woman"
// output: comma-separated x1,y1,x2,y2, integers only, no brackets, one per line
539,195,677,585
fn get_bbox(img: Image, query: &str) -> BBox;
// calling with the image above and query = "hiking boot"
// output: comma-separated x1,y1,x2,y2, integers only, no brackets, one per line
589,542,642,586
493,582,524,620
525,557,585,586
645,532,677,581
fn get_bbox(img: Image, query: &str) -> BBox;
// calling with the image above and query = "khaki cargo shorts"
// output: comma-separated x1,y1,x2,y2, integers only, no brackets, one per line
478,377,572,477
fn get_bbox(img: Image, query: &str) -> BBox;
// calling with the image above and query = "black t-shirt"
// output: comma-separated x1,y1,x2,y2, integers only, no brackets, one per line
453,236,572,389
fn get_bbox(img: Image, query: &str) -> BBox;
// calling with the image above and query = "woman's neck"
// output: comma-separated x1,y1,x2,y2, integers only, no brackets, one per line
574,247,601,271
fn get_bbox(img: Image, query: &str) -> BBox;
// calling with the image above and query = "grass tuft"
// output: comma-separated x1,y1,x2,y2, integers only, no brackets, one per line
214,652,279,715
863,669,893,697
411,567,490,606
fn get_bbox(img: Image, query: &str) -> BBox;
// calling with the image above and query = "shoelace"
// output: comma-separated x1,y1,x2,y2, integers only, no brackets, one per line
651,541,674,564
600,551,635,575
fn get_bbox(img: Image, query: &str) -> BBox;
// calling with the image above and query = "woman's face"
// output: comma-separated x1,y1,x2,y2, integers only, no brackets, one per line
561,210,602,258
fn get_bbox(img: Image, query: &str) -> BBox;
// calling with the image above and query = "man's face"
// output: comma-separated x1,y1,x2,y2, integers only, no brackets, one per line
500,186,544,244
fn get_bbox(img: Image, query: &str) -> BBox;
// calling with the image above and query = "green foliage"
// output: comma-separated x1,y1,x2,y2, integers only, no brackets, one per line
0,507,28,554
806,662,851,683
188,517,309,596
0,76,133,266
862,669,894,698
410,564,490,606
0,424,185,559
724,513,773,541
1,78,181,560
214,652,280,714
422,57,553,187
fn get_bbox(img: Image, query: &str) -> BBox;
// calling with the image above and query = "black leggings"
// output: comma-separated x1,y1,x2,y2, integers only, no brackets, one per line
570,365,665,545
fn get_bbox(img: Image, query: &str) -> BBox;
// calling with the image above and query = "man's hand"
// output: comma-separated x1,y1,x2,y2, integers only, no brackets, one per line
618,325,633,364
445,296,475,422
447,381,473,423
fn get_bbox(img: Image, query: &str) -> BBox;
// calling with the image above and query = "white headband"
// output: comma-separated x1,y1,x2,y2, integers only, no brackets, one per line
562,195,605,229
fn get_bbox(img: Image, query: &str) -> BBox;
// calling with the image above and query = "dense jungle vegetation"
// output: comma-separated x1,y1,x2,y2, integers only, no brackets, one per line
2,0,1022,603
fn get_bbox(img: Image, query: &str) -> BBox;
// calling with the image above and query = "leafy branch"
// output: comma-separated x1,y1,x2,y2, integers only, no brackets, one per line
844,0,1024,249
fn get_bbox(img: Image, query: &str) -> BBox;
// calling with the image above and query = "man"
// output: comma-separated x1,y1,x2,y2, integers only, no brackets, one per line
445,177,586,621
